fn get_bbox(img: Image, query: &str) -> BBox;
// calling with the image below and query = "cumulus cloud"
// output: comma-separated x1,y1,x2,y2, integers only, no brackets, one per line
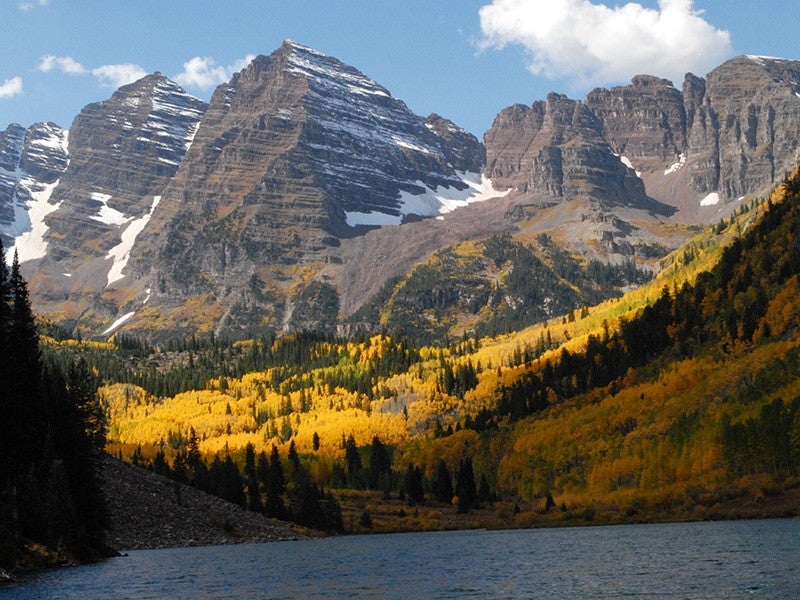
90,63,148,88
478,0,734,86
174,54,257,89
19,0,48,11
37,55,147,88
37,55,87,74
0,76,23,99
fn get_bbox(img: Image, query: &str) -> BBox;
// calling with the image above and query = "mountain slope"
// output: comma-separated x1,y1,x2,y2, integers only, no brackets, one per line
98,167,800,524
19,74,206,331
120,41,492,339
3,48,800,343
0,122,69,256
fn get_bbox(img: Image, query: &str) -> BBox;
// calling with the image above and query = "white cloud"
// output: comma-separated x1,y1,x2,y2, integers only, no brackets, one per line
36,54,146,88
19,0,48,11
0,76,23,99
478,0,734,86
174,54,256,89
37,55,87,74
90,64,148,88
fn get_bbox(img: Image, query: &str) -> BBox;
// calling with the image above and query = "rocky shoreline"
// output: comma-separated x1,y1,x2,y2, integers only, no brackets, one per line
100,455,304,551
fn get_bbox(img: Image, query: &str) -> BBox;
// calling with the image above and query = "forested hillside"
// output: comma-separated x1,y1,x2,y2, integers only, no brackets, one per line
0,244,109,571
6,167,800,553
350,234,652,343
87,167,800,528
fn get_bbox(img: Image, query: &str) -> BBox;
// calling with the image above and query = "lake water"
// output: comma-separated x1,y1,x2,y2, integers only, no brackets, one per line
4,519,799,599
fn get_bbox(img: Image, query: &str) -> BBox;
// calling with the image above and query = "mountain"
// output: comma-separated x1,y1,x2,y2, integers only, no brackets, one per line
18,73,207,332
3,46,800,342
0,121,69,255
121,41,489,340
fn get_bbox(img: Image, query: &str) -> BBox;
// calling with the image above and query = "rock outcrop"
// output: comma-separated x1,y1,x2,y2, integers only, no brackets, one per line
485,92,660,211
483,54,800,251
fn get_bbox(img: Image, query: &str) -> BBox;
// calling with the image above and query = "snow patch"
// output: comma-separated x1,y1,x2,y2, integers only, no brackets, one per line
102,311,136,336
8,179,62,263
615,154,641,178
90,192,130,226
700,192,720,206
104,195,161,287
664,153,686,175
345,172,509,227
6,128,69,264
746,55,784,63
63,273,72,277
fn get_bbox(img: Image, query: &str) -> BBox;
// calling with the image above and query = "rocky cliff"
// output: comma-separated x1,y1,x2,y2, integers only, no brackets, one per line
0,122,68,253
121,41,489,339
482,54,800,260
2,48,799,342
19,74,206,331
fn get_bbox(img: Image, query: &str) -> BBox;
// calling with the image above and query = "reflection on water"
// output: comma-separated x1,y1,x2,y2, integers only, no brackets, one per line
4,519,799,599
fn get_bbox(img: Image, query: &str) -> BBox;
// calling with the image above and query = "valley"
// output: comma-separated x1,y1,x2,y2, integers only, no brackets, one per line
2,38,800,573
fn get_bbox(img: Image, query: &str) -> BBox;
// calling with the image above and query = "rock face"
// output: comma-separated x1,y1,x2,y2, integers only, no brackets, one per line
0,122,69,252
585,75,687,169
2,48,800,341
483,54,800,246
688,56,800,201
484,92,660,211
123,40,487,338
19,74,206,330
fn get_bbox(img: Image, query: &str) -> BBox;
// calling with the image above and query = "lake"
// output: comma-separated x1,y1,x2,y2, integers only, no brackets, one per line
4,519,799,599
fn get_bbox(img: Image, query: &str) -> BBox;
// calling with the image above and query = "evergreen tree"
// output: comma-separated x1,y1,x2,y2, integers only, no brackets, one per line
478,474,493,506
432,459,454,504
256,450,270,489
244,443,262,512
455,457,477,513
368,436,391,490
152,450,170,477
7,251,45,478
0,241,12,486
344,434,363,487
59,359,108,539
219,455,246,507
263,445,287,519
171,450,188,484
404,464,424,506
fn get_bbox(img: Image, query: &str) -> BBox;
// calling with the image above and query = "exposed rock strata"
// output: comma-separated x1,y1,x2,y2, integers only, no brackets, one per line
2,49,799,340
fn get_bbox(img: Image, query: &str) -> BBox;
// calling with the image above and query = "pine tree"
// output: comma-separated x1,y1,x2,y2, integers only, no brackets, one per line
287,439,301,474
7,251,45,478
244,443,262,512
344,434,363,487
0,241,15,564
368,436,391,490
455,457,477,513
404,464,424,506
264,445,287,519
432,459,454,504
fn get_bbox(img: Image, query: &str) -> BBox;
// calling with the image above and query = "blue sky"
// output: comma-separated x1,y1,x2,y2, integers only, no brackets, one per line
2,0,798,137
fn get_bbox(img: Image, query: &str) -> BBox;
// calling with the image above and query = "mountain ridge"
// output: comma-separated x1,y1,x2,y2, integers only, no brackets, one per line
1,45,798,342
